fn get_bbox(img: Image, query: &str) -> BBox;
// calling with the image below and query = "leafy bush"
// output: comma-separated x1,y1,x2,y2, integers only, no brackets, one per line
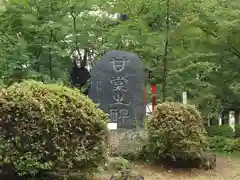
232,138,240,152
208,136,234,153
208,136,240,153
234,124,240,138
206,125,234,138
145,102,208,165
111,131,147,161
107,157,131,171
0,80,108,178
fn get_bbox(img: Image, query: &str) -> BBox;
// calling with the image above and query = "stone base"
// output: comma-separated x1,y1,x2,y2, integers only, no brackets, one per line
108,129,146,157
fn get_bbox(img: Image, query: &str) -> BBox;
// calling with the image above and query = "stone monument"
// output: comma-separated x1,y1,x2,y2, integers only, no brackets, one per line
88,50,145,129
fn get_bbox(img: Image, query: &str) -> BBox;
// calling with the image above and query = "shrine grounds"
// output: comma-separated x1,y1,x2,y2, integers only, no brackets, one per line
91,153,240,180
1,81,240,180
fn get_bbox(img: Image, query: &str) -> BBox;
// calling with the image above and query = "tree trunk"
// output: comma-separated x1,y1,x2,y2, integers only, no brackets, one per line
49,30,53,80
162,0,170,102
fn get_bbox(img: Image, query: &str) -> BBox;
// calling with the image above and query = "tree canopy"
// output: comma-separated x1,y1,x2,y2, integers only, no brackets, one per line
0,0,239,122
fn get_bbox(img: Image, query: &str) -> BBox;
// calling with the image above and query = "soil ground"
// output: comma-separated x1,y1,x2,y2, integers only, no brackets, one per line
90,153,240,180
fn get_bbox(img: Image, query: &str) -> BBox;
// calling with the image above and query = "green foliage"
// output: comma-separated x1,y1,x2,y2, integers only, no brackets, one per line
108,130,147,162
145,102,208,163
0,0,107,85
208,136,234,153
0,0,240,125
0,80,108,178
107,157,131,171
207,125,234,138
232,138,240,152
118,135,147,161
234,124,240,138
208,136,240,153
80,78,91,94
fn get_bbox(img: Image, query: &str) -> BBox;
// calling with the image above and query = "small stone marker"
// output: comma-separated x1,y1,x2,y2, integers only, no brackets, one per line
88,50,145,129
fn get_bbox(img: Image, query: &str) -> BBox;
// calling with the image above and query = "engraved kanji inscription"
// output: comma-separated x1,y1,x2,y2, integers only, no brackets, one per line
110,108,118,122
96,81,103,96
110,76,128,92
110,56,129,72
119,108,130,122
112,92,130,106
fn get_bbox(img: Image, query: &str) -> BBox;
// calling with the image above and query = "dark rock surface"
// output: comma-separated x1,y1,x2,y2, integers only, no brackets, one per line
89,50,145,128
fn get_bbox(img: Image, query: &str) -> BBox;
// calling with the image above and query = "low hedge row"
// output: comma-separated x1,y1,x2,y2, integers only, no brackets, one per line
235,124,240,138
206,125,240,153
206,125,234,138
208,136,240,153
206,124,240,139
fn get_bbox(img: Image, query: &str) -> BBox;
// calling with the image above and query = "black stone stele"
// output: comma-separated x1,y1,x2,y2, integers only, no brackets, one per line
88,50,146,129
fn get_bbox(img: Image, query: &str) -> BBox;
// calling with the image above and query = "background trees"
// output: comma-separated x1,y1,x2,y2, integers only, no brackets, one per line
0,0,239,123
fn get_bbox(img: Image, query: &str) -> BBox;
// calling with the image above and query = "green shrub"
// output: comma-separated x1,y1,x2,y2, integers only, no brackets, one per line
208,136,240,153
234,124,240,138
107,157,131,171
145,102,208,164
207,125,234,138
0,80,108,178
112,131,147,161
232,138,240,152
208,136,234,153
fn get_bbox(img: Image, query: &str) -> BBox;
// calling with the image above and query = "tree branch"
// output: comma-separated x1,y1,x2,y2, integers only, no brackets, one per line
201,27,240,59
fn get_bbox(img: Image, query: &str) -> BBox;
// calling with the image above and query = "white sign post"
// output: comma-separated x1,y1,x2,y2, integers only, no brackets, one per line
229,111,235,131
182,92,187,104
107,123,117,130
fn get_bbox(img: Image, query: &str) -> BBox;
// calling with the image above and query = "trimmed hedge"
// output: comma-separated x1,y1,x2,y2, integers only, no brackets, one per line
0,80,108,178
208,136,234,153
208,136,240,153
232,138,240,152
145,102,208,167
207,125,234,138
234,124,240,138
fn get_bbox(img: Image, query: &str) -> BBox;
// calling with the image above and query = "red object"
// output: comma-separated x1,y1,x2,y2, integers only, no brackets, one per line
152,84,156,94
151,84,156,111
144,87,147,105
